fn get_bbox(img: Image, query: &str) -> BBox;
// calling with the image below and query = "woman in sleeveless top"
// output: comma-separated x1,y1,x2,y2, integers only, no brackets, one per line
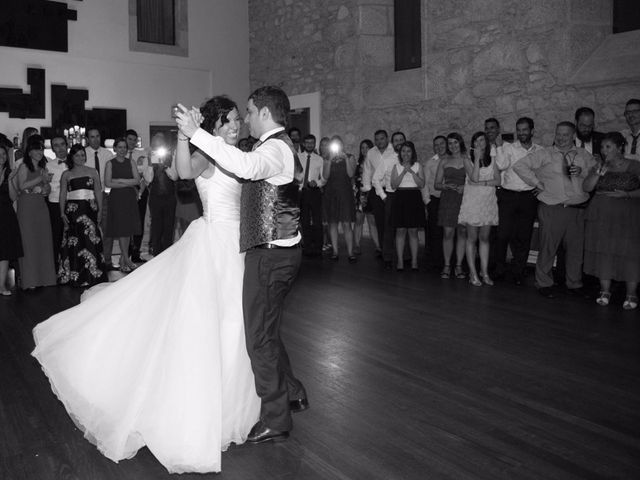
58,145,107,287
583,132,640,309
434,132,468,279
458,132,501,286
390,141,426,270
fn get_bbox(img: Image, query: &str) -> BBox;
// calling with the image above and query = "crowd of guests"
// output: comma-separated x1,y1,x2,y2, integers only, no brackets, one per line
1,98,639,311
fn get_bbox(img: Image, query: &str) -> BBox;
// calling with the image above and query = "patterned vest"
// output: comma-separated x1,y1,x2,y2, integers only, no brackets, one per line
239,130,303,252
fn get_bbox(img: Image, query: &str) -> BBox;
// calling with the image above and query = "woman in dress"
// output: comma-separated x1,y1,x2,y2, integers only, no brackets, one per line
15,139,57,289
354,139,379,255
435,132,467,279
458,132,501,286
0,144,23,296
32,96,260,474
103,138,141,273
323,135,357,262
390,141,426,270
583,131,640,309
57,144,107,287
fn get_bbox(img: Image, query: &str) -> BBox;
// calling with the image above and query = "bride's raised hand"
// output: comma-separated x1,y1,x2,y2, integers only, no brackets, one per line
175,103,199,139
189,107,204,126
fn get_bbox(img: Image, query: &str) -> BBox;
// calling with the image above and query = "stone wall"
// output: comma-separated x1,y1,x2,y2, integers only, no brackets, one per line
249,0,640,155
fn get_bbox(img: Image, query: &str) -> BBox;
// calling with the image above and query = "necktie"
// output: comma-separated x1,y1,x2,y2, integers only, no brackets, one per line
579,140,585,148
303,153,311,189
631,133,639,155
94,151,100,175
58,160,65,165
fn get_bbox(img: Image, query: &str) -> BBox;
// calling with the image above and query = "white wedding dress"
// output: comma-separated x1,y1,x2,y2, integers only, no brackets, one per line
32,166,260,474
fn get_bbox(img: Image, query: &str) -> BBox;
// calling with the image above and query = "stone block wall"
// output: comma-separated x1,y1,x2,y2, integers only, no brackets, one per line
249,0,640,156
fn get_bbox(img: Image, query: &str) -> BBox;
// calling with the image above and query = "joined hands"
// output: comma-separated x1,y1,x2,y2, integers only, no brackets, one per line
175,104,204,139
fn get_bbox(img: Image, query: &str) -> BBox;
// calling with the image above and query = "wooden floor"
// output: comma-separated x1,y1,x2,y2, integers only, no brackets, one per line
1,246,639,480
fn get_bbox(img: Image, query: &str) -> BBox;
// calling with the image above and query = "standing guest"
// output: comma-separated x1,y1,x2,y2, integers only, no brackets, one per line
323,135,357,262
574,107,604,156
458,132,501,286
361,130,395,258
422,135,446,271
0,145,23,295
145,133,178,256
174,178,202,238
494,117,543,285
373,131,405,269
354,139,377,255
299,134,326,257
58,145,106,287
513,122,595,299
288,127,303,153
622,98,640,162
125,129,149,263
390,141,426,271
46,135,69,270
318,136,332,252
13,126,39,165
104,138,142,273
435,133,467,279
485,118,507,151
583,132,640,309
14,140,57,289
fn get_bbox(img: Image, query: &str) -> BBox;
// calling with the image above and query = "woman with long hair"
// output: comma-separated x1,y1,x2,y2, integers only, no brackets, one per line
354,139,379,255
0,144,23,295
458,131,501,286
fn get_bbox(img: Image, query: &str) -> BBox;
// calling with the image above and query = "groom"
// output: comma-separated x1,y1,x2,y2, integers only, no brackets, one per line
176,86,309,444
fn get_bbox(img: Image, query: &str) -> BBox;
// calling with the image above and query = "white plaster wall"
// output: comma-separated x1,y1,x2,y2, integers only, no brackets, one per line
0,0,249,145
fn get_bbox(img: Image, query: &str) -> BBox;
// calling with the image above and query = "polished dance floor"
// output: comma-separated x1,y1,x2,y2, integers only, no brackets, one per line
1,248,638,479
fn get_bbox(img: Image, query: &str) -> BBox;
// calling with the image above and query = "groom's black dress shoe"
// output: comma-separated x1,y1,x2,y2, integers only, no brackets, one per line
247,421,289,444
289,398,309,413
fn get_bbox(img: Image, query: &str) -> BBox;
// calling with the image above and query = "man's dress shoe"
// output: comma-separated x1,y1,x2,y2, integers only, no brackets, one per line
289,398,309,413
247,421,289,444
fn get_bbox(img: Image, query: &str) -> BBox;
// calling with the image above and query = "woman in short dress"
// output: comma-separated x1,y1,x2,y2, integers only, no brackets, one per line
435,132,467,279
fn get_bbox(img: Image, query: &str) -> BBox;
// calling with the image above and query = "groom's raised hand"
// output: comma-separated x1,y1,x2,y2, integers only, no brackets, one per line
175,104,203,139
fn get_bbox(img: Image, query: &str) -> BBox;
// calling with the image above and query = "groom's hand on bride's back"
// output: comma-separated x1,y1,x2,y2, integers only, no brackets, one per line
175,103,202,139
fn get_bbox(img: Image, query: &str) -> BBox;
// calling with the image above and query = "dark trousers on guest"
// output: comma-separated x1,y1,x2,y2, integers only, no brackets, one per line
382,191,396,262
495,189,538,278
243,246,306,432
130,188,148,257
425,195,444,269
149,193,176,256
535,203,585,289
47,200,63,271
368,190,385,248
300,187,322,255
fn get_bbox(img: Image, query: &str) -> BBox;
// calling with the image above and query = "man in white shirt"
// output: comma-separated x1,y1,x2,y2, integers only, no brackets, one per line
494,117,543,285
372,131,405,268
299,134,326,257
422,135,446,270
361,130,396,256
176,85,308,445
46,135,69,270
621,98,640,161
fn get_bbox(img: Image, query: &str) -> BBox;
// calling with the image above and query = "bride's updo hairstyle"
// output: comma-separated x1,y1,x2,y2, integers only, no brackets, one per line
200,96,238,134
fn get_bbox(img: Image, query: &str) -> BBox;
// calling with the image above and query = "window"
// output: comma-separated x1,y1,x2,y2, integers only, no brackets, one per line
129,0,188,56
137,0,175,45
613,0,640,34
394,0,421,71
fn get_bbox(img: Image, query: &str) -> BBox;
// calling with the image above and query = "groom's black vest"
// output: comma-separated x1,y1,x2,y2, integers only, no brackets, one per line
239,130,303,252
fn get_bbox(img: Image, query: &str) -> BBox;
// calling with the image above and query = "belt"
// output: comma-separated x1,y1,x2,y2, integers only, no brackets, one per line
563,200,589,209
252,243,301,250
501,188,535,194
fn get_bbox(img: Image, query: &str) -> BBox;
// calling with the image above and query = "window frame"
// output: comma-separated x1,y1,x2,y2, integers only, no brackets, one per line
129,0,188,57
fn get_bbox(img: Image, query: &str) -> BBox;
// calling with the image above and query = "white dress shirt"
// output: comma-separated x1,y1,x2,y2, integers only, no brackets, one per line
85,146,114,190
361,144,396,193
300,151,326,188
495,141,543,191
45,157,68,203
190,126,301,246
372,148,400,200
621,127,640,162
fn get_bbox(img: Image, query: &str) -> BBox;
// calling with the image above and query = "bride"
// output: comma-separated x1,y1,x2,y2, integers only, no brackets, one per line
31,96,260,474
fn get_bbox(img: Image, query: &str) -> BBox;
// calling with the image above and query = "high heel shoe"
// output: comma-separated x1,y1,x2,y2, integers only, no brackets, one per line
469,274,482,287
440,266,450,279
481,274,494,286
454,265,466,279
623,295,638,310
596,291,611,306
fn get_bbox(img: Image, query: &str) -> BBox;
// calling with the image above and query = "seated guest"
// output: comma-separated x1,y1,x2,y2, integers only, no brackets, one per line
574,107,604,156
145,133,178,256
583,132,640,309
354,139,377,255
58,145,107,287
299,134,326,257
435,132,467,279
513,122,595,299
0,144,23,295
46,135,69,270
15,139,57,289
323,135,357,262
390,141,426,271
422,136,446,271
104,138,142,273
622,98,640,162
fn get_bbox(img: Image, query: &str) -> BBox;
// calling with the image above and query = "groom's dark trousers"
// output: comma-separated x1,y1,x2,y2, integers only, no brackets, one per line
243,245,305,432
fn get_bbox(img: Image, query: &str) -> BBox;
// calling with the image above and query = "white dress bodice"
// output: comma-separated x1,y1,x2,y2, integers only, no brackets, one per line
195,166,241,223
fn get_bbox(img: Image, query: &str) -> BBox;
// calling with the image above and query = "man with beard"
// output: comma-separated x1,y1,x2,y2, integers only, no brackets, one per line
574,107,604,157
494,117,543,285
